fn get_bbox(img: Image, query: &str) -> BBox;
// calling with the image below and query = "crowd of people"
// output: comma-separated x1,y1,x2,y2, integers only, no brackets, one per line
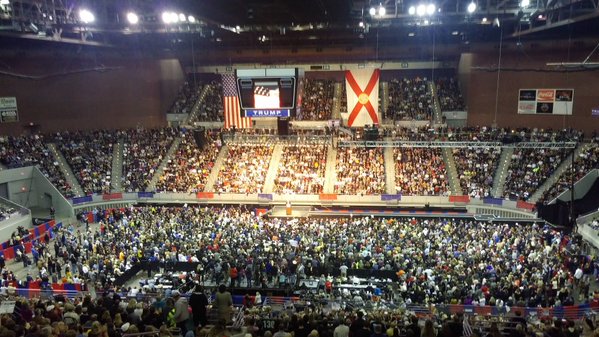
156,132,220,194
297,79,335,121
435,77,465,112
503,148,570,201
122,128,179,193
335,148,386,195
540,142,599,203
213,145,274,194
196,81,224,122
54,130,117,195
0,134,74,197
393,148,448,196
273,145,327,194
453,147,500,199
385,77,433,121
168,80,202,115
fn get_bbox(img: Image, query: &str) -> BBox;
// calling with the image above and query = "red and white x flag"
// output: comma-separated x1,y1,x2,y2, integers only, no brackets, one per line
343,69,380,127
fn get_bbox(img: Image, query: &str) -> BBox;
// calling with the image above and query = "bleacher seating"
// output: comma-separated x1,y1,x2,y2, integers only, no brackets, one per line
0,134,73,197
386,77,433,121
156,132,220,193
297,78,335,120
54,130,116,195
335,147,386,195
122,127,178,192
454,147,501,198
213,144,274,194
394,148,448,195
273,145,327,194
435,77,465,111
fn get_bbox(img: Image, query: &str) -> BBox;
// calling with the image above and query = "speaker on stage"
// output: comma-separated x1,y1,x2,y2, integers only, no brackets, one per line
277,118,290,136
192,127,207,148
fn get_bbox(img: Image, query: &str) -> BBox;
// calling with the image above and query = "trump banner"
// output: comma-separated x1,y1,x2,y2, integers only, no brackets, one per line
343,69,380,127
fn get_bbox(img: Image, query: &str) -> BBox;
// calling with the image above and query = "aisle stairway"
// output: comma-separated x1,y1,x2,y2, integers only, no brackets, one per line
380,82,389,121
441,148,461,195
332,82,343,120
262,144,284,193
528,143,590,203
204,145,229,192
491,147,513,198
429,81,443,124
110,139,123,192
185,85,211,124
323,145,337,193
384,144,396,194
146,137,182,192
47,143,84,197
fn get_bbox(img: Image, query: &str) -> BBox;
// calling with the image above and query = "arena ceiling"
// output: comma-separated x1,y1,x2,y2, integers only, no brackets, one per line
0,0,598,50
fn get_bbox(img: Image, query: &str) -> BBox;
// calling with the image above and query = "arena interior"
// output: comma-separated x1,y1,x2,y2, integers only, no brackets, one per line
1,0,599,336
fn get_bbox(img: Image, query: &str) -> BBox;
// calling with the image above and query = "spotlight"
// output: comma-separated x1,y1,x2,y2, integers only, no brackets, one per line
369,7,376,15
126,12,139,24
482,17,487,22
378,5,386,16
170,12,179,23
0,0,9,5
178,13,186,22
359,21,364,27
162,12,171,23
467,2,476,13
521,0,529,7
426,4,436,15
79,9,95,23
416,4,426,16
188,15,196,23
408,6,416,15
408,32,415,37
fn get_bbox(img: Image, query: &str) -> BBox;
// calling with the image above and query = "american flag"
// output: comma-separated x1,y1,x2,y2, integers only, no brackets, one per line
232,306,245,329
222,73,252,129
254,86,270,96
463,315,473,337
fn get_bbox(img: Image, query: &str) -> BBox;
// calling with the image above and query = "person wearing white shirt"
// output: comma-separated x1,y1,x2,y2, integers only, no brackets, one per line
333,319,350,337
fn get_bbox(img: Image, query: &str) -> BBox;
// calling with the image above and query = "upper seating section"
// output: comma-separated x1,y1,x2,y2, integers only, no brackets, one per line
213,144,274,194
197,80,224,122
435,77,465,111
168,78,201,115
274,145,327,194
297,78,335,120
335,147,386,195
156,131,220,193
0,134,73,197
122,127,178,192
385,77,433,121
394,148,448,196
54,130,116,195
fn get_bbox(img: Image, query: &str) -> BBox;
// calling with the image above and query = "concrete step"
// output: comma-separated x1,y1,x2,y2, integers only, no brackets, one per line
492,147,513,198
146,137,183,192
47,143,85,197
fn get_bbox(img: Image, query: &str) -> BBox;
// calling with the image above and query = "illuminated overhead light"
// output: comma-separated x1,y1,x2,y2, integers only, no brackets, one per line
467,2,476,13
126,12,139,24
188,15,196,23
358,21,364,27
162,12,171,23
378,5,386,16
236,25,240,30
537,14,544,19
79,9,95,23
0,0,9,5
482,17,487,22
408,6,416,15
493,17,500,26
426,4,436,15
170,12,179,23
423,19,429,25
521,0,529,7
452,30,459,35
369,7,376,16
408,32,415,37
179,13,186,22
416,4,426,16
